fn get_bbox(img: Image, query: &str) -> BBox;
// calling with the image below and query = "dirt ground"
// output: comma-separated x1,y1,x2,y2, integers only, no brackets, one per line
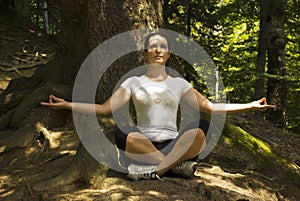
0,14,299,201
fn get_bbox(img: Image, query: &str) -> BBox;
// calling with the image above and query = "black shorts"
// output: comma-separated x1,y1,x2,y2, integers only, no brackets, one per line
115,120,210,156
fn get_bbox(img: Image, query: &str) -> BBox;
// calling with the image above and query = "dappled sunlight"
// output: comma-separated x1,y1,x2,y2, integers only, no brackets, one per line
0,189,15,199
0,121,79,200
0,175,16,198
0,145,7,153
59,150,76,156
0,2,299,199
24,144,40,157
53,183,136,200
0,175,11,190
35,122,64,149
0,76,12,91
4,93,12,104
195,164,278,200
53,179,195,201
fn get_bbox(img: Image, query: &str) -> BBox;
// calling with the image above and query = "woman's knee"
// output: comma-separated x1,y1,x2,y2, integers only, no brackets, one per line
187,128,206,156
195,128,206,143
126,132,147,146
183,128,205,143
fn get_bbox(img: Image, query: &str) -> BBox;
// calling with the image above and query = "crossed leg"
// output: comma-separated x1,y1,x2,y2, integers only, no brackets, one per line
124,128,206,176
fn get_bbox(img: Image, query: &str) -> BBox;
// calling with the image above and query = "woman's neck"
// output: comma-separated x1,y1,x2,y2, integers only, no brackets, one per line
145,64,168,81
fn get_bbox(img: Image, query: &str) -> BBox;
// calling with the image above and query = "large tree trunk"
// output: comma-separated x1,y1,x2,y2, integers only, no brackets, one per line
0,0,31,17
254,0,268,99
0,0,164,191
263,0,287,127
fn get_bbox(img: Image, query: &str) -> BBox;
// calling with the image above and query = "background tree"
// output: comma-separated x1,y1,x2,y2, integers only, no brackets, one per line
164,0,300,129
263,0,287,127
0,0,31,17
284,0,300,132
0,0,164,189
254,0,268,100
0,0,300,200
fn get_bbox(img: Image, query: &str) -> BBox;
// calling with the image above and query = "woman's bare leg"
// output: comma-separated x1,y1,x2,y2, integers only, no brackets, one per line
125,132,165,164
124,129,206,176
155,128,206,176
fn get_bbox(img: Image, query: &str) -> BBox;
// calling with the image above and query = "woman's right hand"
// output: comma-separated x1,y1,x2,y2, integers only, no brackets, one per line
40,95,69,110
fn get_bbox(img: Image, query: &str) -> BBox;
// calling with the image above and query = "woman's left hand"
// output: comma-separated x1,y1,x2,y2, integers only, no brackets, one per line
250,97,277,110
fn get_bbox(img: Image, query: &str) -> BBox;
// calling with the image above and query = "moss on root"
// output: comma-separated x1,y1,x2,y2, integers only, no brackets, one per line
222,123,300,186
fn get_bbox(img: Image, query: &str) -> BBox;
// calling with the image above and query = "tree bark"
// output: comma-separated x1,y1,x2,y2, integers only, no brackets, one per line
0,0,164,190
0,0,31,17
14,0,31,17
43,0,164,188
254,0,268,99
264,0,287,127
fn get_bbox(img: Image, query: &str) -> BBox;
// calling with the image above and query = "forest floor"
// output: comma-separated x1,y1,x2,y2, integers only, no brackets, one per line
0,13,300,201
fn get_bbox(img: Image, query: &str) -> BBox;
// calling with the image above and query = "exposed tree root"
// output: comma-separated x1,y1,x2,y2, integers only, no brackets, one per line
8,82,72,128
30,162,82,192
0,123,35,154
0,82,72,155
0,109,15,130
0,59,50,71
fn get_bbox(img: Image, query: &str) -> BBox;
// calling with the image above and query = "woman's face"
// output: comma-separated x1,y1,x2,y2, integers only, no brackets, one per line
145,35,170,65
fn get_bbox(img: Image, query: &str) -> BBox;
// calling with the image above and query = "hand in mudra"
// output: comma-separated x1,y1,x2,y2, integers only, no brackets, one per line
40,95,68,110
250,97,276,110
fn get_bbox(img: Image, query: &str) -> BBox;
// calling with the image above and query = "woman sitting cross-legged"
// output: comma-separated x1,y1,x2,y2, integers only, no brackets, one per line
41,32,276,180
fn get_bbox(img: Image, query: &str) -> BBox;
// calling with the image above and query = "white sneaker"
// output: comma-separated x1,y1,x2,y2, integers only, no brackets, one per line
171,161,197,178
127,164,162,181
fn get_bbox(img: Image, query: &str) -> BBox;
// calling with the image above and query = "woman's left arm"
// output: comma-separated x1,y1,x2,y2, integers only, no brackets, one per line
182,88,276,115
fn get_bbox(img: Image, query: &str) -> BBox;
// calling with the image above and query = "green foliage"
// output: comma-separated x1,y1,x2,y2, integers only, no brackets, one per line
164,0,300,132
164,0,259,102
18,0,300,132
285,0,300,132
30,0,60,35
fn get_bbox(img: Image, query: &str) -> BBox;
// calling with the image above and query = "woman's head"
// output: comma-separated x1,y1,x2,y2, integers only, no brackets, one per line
144,32,171,51
143,32,171,66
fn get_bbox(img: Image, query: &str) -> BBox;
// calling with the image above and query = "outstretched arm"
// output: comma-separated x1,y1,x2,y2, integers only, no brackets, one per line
182,88,276,115
40,86,131,116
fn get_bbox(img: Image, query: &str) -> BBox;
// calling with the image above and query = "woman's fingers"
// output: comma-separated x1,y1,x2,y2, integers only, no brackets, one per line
40,101,49,106
40,95,66,109
258,97,267,105
259,97,276,109
252,97,276,110
50,95,65,103
49,95,53,104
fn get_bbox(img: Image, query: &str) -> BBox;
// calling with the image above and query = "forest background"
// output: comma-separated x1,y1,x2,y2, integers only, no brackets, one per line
19,0,300,131
0,0,299,200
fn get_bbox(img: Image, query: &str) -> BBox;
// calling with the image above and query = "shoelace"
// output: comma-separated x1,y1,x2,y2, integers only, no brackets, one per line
174,162,188,170
142,172,164,181
155,173,164,181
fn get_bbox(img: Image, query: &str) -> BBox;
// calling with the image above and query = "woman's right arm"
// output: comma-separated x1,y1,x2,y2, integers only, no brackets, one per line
40,86,131,116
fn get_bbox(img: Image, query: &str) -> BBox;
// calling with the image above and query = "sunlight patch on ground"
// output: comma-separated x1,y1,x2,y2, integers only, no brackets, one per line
0,175,13,197
55,186,136,201
4,93,12,104
195,165,278,200
0,145,7,153
0,79,10,90
35,122,64,149
0,189,15,198
59,150,76,155
24,146,39,156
